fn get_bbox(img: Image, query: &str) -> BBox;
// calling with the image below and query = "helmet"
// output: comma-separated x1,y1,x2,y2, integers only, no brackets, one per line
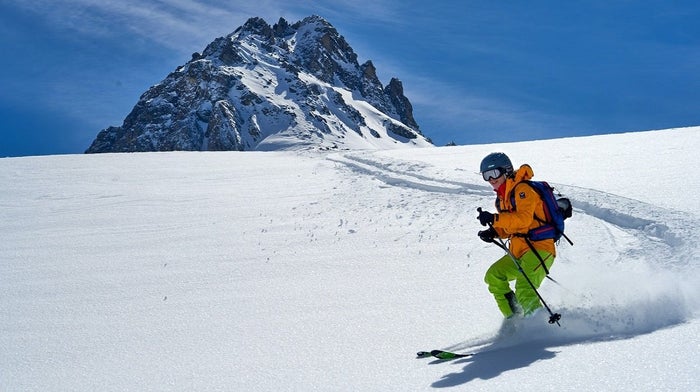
480,152,513,175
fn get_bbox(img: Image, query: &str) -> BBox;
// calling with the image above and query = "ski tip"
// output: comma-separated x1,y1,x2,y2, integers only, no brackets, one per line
417,349,474,359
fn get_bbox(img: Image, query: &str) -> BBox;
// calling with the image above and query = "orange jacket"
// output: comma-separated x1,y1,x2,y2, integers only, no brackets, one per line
492,164,556,259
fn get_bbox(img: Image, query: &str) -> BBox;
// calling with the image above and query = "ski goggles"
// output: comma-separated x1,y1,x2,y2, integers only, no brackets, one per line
482,168,504,181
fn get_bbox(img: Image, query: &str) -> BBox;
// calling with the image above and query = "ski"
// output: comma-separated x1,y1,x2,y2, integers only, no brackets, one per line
416,349,474,360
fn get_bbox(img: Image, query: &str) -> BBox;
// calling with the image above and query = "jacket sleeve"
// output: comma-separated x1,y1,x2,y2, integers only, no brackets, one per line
493,182,539,236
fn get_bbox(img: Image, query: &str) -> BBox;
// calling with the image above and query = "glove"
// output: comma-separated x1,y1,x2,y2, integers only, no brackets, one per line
478,227,497,243
477,209,495,226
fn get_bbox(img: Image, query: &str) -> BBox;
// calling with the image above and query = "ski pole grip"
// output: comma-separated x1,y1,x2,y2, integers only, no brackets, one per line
477,207,496,229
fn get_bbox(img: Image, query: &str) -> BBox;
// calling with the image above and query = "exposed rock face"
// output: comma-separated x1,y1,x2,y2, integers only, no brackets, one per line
86,16,432,153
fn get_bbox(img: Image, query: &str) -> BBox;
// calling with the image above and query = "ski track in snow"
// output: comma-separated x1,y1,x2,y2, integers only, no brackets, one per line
330,150,700,352
328,153,492,196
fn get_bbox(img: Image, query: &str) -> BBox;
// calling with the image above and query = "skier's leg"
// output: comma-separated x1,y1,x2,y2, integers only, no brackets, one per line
514,250,554,316
484,254,520,317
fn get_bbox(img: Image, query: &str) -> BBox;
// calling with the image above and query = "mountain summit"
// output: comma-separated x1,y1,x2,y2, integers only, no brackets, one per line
85,16,433,153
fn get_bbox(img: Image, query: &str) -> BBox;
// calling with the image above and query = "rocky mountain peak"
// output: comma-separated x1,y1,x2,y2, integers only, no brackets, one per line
272,17,294,37
239,16,274,38
86,16,432,153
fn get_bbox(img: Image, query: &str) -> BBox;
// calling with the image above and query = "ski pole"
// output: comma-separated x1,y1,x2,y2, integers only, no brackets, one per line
522,236,562,286
478,208,562,326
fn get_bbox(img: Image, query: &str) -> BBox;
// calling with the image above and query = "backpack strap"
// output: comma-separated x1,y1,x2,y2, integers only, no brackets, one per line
508,181,546,228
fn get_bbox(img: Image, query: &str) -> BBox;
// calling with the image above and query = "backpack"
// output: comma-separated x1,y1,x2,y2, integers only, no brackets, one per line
509,181,573,245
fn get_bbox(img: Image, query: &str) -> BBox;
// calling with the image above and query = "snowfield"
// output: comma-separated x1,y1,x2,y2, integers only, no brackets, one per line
1,127,699,391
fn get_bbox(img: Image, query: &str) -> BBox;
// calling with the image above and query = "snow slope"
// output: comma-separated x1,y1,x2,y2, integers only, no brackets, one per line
1,127,699,391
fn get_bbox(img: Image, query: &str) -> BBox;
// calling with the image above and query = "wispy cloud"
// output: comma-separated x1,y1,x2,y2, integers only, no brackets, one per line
9,0,407,54
11,1,282,52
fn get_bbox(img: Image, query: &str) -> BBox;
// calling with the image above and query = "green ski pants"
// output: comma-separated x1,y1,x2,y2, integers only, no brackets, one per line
484,249,554,318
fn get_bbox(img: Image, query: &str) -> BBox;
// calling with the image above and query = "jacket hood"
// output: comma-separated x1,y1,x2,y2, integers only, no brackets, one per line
512,164,533,183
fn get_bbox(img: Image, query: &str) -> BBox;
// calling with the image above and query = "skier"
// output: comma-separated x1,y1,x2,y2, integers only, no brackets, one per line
476,152,555,318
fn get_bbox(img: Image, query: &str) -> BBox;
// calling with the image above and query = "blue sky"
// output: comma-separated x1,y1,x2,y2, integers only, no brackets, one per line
1,1,699,157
